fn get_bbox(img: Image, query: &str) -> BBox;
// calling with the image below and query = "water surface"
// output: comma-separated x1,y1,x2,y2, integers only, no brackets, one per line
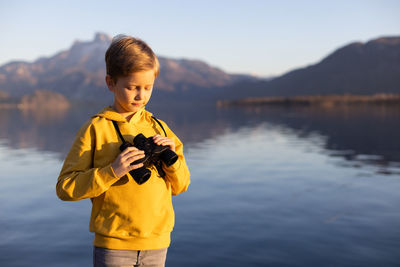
1,104,399,266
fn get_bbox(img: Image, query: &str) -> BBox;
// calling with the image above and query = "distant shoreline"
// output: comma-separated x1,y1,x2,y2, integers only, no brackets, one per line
217,94,400,107
0,103,69,110
0,90,70,110
0,103,19,109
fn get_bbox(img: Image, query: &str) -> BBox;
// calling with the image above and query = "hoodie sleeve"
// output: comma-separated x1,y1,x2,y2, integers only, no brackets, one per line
159,121,191,196
56,121,120,201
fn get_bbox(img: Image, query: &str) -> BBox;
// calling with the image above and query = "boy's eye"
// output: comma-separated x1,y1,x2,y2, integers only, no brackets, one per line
126,86,152,91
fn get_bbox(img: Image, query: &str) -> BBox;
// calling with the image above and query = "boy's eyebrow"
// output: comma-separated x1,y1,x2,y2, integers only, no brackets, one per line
128,83,154,86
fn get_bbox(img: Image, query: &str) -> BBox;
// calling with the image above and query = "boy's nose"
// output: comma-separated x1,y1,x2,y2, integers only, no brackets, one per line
135,89,145,100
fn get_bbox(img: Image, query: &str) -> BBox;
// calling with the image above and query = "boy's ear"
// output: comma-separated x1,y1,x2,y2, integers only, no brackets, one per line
105,75,115,92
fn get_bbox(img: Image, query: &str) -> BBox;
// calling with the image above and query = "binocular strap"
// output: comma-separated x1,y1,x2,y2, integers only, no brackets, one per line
151,116,167,137
112,120,127,143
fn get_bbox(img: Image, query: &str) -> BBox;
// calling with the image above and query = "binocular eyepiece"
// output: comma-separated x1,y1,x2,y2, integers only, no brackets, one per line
120,134,178,185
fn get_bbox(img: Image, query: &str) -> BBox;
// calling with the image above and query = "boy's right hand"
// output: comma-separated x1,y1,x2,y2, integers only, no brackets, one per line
111,147,145,178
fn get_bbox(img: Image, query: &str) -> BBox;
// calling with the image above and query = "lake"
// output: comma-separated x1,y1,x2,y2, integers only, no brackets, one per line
1,103,400,266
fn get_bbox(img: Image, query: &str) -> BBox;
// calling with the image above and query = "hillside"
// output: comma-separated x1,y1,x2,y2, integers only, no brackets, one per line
0,33,255,103
219,36,400,101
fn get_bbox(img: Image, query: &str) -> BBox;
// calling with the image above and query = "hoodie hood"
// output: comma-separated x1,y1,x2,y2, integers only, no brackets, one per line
94,106,151,124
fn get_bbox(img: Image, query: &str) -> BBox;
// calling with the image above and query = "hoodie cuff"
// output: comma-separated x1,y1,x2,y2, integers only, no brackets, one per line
98,164,120,185
164,159,182,173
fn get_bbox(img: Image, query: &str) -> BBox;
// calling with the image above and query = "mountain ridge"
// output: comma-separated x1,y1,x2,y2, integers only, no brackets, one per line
218,35,400,101
1,33,399,106
0,32,256,102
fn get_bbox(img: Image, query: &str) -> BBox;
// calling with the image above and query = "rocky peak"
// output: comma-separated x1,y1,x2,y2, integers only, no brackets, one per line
94,32,112,43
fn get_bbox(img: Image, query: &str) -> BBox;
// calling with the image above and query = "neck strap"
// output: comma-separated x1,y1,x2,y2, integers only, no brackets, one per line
151,116,167,137
112,121,126,143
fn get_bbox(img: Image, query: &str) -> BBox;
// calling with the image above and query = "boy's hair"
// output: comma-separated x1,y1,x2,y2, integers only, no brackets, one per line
105,34,160,81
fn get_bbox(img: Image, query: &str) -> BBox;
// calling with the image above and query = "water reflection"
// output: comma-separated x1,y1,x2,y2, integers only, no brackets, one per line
228,104,400,172
0,103,399,172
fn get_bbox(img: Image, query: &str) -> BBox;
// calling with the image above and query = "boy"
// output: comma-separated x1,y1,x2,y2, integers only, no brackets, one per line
56,35,190,267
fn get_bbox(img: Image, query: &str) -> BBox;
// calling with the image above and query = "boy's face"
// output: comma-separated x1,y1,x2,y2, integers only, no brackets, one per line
106,70,155,116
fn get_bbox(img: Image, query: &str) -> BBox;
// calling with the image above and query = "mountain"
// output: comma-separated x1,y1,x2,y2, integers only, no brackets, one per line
219,36,400,101
0,33,255,103
1,34,398,106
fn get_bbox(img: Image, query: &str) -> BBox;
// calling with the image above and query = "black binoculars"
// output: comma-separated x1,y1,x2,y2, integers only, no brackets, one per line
119,134,178,185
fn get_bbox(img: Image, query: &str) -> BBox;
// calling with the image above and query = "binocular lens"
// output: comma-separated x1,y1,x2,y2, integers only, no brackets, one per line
161,150,178,167
130,168,151,185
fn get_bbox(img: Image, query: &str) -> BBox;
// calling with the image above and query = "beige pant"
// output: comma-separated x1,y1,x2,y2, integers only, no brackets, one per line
93,247,168,267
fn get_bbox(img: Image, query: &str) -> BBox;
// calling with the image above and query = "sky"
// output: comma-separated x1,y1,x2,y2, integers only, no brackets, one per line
0,0,399,77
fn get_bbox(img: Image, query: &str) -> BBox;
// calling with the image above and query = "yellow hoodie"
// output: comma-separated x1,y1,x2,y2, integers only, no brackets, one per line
56,106,190,250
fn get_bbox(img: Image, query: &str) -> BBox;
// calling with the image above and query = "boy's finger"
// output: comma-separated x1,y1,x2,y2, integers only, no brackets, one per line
126,149,145,156
153,137,168,144
129,163,144,170
152,135,164,142
126,153,145,164
154,140,162,145
160,140,172,146
156,140,167,146
121,147,144,156
123,146,140,152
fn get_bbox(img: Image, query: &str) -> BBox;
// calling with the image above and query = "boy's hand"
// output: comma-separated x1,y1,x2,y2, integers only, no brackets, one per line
153,135,176,152
112,147,145,178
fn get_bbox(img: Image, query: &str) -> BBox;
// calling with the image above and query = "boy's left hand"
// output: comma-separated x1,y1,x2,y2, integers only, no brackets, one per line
153,135,175,152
